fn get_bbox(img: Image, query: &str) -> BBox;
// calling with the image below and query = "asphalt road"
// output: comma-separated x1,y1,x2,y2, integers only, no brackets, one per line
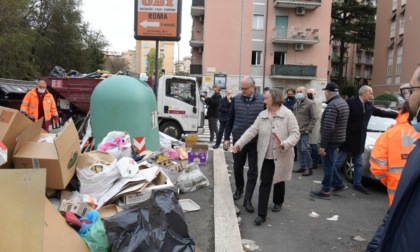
226,152,389,252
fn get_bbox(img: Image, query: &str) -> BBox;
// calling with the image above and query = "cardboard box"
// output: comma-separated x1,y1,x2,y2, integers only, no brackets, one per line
59,200,93,218
0,106,33,168
122,171,174,206
13,118,81,189
188,144,209,165
44,198,90,252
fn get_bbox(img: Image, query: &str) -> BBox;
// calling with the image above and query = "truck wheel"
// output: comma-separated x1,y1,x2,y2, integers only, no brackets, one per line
342,157,354,183
160,121,182,140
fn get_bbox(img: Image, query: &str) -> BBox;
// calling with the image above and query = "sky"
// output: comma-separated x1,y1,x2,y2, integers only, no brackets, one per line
81,0,192,61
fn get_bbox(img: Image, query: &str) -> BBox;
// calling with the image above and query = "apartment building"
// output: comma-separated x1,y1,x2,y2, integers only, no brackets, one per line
329,42,374,86
174,56,192,73
135,41,175,75
122,50,137,72
190,0,332,94
372,0,420,96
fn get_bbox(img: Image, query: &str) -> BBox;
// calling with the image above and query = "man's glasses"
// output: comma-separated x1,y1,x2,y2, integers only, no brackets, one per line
241,86,252,91
400,86,420,99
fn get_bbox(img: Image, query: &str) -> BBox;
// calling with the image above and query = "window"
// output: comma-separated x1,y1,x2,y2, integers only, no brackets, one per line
251,51,262,65
387,65,392,77
145,43,149,48
252,15,264,30
396,63,401,75
274,52,286,65
165,79,196,106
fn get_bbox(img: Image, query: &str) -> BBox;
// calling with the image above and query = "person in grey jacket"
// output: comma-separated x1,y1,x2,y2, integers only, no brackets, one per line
310,83,349,200
292,86,316,176
224,76,265,213
307,88,322,169
232,88,300,225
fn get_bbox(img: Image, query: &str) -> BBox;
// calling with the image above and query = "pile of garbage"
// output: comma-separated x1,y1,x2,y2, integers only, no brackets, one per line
0,106,209,252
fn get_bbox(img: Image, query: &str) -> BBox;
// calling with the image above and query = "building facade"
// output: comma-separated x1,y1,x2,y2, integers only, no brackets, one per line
122,50,137,73
174,56,192,73
135,41,175,75
372,0,419,96
190,0,332,95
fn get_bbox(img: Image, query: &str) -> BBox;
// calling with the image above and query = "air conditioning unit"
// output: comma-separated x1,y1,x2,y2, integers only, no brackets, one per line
295,43,304,51
296,7,305,16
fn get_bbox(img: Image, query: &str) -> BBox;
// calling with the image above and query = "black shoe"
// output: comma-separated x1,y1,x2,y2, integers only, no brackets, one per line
233,190,243,200
309,190,331,200
332,184,348,193
302,169,313,176
272,204,282,212
254,215,266,225
243,200,254,213
293,168,306,173
212,145,219,149
353,185,369,194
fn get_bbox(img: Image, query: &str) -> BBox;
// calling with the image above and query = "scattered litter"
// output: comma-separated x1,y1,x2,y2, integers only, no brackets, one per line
235,206,241,214
267,224,272,227
298,176,302,179
352,235,366,242
242,239,259,251
237,217,242,224
337,237,342,240
309,211,319,218
326,215,339,221
313,180,322,184
179,199,200,213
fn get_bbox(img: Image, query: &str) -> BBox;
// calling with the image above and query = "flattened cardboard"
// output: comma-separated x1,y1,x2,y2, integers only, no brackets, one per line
0,106,33,168
0,169,46,252
13,119,81,189
44,198,90,252
98,204,123,218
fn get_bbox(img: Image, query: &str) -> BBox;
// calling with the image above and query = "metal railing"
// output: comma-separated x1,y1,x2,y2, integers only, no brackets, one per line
192,0,204,7
272,27,319,41
271,64,317,76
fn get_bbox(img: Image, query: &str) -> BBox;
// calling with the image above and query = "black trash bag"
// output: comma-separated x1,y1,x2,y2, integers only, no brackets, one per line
67,69,81,77
49,66,67,77
103,189,195,252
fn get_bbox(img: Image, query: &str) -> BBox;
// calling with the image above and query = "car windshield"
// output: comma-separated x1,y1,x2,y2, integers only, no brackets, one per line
367,115,396,132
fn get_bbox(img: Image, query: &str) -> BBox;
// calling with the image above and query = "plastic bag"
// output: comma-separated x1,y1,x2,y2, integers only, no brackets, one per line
49,66,67,77
82,215,109,252
103,189,195,252
176,162,210,192
98,131,132,160
117,157,139,177
76,151,120,199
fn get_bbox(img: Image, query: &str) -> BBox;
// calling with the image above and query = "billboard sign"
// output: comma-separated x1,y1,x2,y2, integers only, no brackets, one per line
214,73,227,89
134,0,182,41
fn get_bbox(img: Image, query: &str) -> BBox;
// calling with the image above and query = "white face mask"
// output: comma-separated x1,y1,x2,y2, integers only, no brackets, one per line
38,88,46,93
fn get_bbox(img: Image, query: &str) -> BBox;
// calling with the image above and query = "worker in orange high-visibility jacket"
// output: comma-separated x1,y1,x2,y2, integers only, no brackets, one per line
370,102,420,205
20,80,59,132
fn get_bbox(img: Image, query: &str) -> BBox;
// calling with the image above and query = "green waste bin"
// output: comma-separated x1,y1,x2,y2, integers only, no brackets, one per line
90,75,160,152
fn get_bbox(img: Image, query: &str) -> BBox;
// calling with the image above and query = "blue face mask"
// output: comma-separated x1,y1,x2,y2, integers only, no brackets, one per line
411,108,420,132
295,93,304,100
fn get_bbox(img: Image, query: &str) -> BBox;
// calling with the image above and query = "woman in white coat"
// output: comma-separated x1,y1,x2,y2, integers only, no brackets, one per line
232,88,300,225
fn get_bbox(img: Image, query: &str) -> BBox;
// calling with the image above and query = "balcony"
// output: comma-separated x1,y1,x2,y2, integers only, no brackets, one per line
331,56,348,63
190,30,204,48
190,64,203,75
272,27,320,45
273,0,322,9
271,64,317,79
191,0,205,17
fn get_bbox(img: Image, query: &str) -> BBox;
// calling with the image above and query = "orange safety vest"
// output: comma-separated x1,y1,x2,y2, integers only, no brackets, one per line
20,88,58,121
370,111,420,205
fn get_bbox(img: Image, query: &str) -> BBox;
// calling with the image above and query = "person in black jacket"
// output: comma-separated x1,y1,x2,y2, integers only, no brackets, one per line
367,64,420,251
284,88,297,111
204,85,222,143
224,76,265,213
213,89,232,149
334,85,398,195
310,83,349,200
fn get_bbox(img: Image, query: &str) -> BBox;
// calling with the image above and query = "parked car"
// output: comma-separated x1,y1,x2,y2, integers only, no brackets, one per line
341,114,396,183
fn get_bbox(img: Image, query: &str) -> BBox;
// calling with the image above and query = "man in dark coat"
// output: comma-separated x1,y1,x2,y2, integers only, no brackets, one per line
367,64,420,251
204,85,222,143
213,89,232,149
334,85,397,194
284,88,297,111
224,76,265,213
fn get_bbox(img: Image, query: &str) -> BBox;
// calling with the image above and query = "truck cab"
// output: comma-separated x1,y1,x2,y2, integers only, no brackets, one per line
156,75,205,139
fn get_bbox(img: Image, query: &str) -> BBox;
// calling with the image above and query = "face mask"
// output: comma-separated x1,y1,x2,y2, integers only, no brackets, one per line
287,96,294,100
307,93,314,100
295,93,304,100
410,108,420,132
38,88,46,93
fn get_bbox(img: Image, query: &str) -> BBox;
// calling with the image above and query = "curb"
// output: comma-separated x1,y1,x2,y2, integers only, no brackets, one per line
213,149,243,251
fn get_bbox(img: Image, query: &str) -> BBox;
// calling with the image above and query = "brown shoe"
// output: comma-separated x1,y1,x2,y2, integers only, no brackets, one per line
302,169,313,176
